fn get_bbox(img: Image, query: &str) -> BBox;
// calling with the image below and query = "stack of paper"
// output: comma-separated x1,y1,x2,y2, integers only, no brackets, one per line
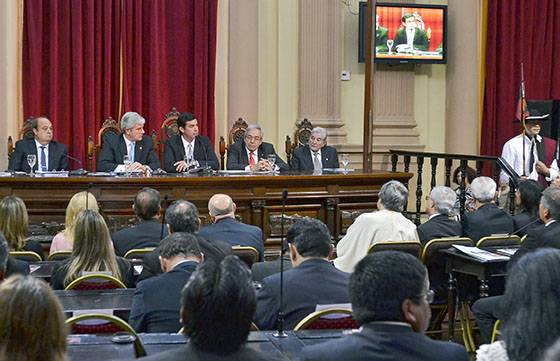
452,245,510,262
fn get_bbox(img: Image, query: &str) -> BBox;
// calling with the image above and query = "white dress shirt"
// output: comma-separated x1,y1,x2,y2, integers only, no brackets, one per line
499,133,541,184
34,139,49,172
244,147,258,172
310,148,322,170
113,135,136,172
181,136,196,161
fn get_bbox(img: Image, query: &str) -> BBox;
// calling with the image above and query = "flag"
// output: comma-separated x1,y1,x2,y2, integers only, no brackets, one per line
515,82,527,121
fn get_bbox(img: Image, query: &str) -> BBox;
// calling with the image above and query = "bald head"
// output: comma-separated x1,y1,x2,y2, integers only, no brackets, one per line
208,194,236,221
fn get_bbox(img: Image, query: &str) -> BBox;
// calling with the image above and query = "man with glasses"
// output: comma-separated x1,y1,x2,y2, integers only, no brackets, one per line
290,127,339,172
226,124,289,172
301,251,468,361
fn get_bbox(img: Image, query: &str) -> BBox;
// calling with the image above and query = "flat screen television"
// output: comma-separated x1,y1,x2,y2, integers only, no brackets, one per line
359,2,447,64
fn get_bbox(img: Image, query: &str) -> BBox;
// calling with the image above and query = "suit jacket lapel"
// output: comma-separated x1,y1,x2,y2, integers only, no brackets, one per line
303,146,313,169
135,140,143,162
119,136,128,161
47,142,54,170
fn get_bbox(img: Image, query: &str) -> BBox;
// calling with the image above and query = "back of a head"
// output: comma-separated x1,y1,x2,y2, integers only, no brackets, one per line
208,194,234,218
134,188,161,221
350,251,427,324
166,200,199,233
517,179,543,216
286,218,331,258
379,180,408,212
541,187,560,221
65,192,99,233
470,176,496,203
0,275,67,361
430,186,458,216
181,255,255,355
159,232,202,260
0,196,28,250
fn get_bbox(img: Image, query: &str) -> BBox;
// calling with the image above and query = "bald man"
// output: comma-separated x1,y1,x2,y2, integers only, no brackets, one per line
198,194,265,261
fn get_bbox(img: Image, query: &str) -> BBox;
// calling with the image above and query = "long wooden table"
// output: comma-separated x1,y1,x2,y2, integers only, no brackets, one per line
0,170,412,253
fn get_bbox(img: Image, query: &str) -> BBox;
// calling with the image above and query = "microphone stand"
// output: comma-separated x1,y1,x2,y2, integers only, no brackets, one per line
160,195,169,241
85,182,92,210
273,189,288,338
67,154,88,176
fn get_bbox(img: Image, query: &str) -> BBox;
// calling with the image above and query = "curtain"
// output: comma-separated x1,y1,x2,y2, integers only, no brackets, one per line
481,0,560,157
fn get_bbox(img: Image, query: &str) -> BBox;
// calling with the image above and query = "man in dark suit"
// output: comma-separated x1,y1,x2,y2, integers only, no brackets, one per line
163,112,219,172
199,194,264,261
462,176,514,242
129,232,202,333
254,219,350,330
97,111,160,173
112,188,168,257
417,186,462,245
251,254,292,282
226,124,289,172
290,127,339,172
301,251,468,361
393,13,430,52
8,117,68,173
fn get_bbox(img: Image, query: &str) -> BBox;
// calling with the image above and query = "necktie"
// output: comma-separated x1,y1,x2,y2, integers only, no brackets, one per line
187,143,193,161
313,151,321,171
529,138,535,174
40,146,47,172
129,142,135,163
249,151,256,166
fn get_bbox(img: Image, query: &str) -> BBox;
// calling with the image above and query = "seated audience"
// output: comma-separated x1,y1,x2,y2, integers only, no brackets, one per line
3,231,29,278
290,127,339,172
112,187,168,257
199,194,264,261
251,252,292,283
417,186,462,245
462,176,514,242
301,251,468,361
512,179,543,236
50,191,99,254
476,248,560,361
129,232,202,333
334,180,418,273
50,209,134,289
452,166,477,212
0,196,43,259
140,255,278,361
255,218,350,330
0,275,68,361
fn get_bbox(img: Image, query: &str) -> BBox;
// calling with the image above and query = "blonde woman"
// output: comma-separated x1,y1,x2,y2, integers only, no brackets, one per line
50,209,134,290
0,196,44,259
0,275,68,361
50,191,99,254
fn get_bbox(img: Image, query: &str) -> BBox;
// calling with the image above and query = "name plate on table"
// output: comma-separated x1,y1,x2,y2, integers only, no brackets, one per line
35,171,69,178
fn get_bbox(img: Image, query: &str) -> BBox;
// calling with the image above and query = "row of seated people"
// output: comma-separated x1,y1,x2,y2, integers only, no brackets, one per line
7,112,339,174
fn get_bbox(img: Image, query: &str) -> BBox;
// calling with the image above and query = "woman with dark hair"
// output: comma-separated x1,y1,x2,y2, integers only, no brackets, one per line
452,166,477,213
476,248,560,361
512,179,544,236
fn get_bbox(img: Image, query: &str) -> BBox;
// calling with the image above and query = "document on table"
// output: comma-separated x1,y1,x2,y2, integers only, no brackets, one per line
452,245,510,262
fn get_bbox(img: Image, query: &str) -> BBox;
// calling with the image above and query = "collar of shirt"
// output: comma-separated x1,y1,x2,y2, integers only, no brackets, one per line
545,219,557,227
245,146,257,160
428,212,441,221
123,135,135,151
522,133,542,143
34,139,49,150
181,136,196,151
310,148,322,158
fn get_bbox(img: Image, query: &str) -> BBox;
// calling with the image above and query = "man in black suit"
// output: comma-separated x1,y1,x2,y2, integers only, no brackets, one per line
417,186,462,245
129,232,202,333
251,254,292,282
199,194,264,261
163,112,219,172
97,111,160,173
393,13,430,52
290,127,339,172
254,218,350,330
226,124,289,172
301,251,468,361
112,188,168,257
462,176,514,242
8,117,68,173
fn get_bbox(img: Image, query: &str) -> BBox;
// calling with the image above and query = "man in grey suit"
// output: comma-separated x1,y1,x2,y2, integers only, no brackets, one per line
290,127,339,172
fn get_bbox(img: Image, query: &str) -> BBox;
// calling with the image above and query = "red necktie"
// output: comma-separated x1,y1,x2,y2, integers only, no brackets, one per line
249,151,256,166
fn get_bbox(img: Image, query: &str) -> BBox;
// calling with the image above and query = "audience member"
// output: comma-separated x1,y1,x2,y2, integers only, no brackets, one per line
301,251,468,361
417,186,462,245
0,275,68,361
452,166,477,212
0,195,43,259
50,191,99,254
199,194,264,261
512,179,543,236
290,127,339,172
462,176,514,242
0,234,8,280
129,232,202,333
334,180,418,273
50,209,134,289
476,249,560,361
112,188,168,257
255,218,350,330
2,230,30,278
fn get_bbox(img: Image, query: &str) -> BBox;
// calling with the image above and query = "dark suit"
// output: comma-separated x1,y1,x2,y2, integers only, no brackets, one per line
226,141,289,171
112,219,168,257
23,239,45,260
251,255,292,282
50,256,135,290
301,322,468,361
198,218,264,261
5,257,30,277
509,220,560,266
394,28,430,51
129,261,198,333
8,138,68,172
139,343,281,361
163,134,219,172
97,134,160,172
417,214,463,245
254,258,350,330
462,203,514,242
290,145,339,172
512,210,539,237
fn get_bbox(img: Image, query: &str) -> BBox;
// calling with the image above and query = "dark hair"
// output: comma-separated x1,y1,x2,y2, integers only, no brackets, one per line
134,188,161,221
166,200,199,234
517,179,544,217
0,233,8,272
541,187,560,221
401,14,415,23
159,232,201,260
286,218,331,258
452,166,477,185
181,255,255,355
177,112,196,129
502,248,560,361
350,251,427,324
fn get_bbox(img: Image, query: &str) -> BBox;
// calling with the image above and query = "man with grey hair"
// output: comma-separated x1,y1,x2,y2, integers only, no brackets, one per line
334,180,418,273
226,124,289,172
290,127,339,172
97,111,160,172
198,194,264,260
417,186,462,245
462,176,513,242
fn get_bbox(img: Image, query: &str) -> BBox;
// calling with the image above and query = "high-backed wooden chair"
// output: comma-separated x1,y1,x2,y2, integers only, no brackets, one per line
65,273,126,291
7,118,35,163
232,246,259,268
367,241,422,258
476,235,521,248
158,107,181,160
286,118,313,164
219,117,248,170
87,117,120,171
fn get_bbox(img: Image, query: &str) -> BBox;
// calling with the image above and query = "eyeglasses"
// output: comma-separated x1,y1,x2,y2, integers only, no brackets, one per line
245,135,262,142
423,289,435,304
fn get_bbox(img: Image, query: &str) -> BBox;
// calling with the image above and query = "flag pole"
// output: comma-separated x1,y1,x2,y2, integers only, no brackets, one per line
520,63,527,176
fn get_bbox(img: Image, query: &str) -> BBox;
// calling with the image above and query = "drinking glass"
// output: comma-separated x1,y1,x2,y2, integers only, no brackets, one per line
267,154,276,172
387,39,394,54
123,155,131,177
27,154,37,177
341,154,350,173
184,154,194,171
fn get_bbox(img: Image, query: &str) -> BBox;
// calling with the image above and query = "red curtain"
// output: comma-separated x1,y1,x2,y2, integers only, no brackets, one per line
481,0,560,157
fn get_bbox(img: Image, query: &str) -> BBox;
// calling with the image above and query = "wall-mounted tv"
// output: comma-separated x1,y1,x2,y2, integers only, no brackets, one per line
359,2,447,64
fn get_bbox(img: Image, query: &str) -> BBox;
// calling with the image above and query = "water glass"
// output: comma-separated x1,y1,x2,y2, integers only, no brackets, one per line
341,154,350,172
27,154,37,176
123,155,131,176
267,154,276,172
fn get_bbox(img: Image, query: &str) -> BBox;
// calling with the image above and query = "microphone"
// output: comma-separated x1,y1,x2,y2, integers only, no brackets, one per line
273,189,289,338
510,216,542,236
160,195,169,241
67,154,87,176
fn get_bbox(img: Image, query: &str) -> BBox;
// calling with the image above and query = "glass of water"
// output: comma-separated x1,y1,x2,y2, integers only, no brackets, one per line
267,154,276,173
27,154,37,177
341,154,350,173
123,155,131,176
387,39,394,54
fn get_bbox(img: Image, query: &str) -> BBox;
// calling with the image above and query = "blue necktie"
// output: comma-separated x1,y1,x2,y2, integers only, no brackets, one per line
40,146,47,171
129,142,135,163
